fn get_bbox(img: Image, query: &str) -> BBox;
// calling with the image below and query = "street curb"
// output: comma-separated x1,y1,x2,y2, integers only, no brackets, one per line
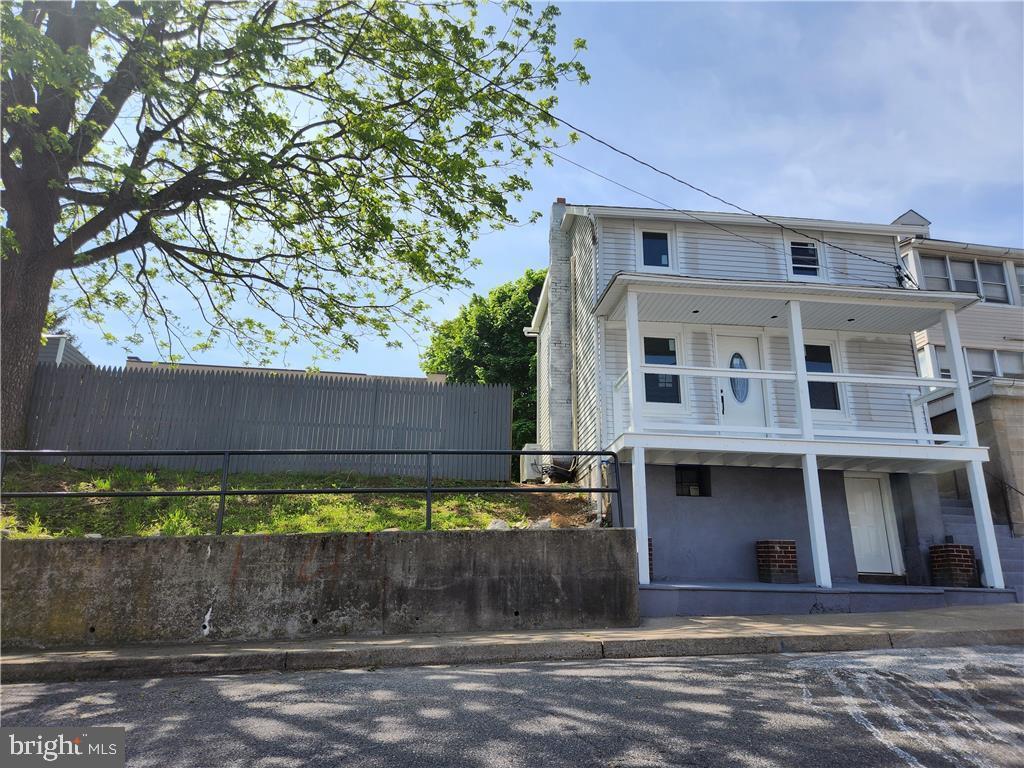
3,625,1021,684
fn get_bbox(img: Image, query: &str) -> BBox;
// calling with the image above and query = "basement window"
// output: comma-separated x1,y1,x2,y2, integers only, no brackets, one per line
675,465,711,497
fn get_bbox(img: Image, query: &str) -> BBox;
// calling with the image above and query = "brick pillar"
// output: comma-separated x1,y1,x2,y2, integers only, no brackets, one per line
929,544,980,587
756,540,799,584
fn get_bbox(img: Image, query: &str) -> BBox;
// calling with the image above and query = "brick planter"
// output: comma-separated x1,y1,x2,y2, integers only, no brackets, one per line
756,540,798,584
929,544,980,588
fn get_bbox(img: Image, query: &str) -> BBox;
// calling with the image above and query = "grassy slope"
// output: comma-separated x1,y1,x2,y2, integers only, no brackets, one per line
0,463,590,539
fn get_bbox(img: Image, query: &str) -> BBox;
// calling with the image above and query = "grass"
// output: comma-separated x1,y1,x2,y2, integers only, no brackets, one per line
0,462,592,539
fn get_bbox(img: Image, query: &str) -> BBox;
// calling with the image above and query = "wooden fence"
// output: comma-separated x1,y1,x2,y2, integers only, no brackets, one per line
25,364,513,480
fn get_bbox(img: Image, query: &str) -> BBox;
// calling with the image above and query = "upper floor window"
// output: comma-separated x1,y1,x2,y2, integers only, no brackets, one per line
919,255,1010,303
790,241,822,278
966,348,996,380
641,231,670,268
805,344,841,411
1016,265,1024,298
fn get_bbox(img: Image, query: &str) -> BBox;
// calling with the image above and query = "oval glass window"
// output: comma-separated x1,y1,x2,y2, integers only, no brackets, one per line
729,353,749,403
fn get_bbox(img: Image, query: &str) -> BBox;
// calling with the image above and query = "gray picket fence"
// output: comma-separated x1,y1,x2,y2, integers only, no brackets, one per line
25,364,512,480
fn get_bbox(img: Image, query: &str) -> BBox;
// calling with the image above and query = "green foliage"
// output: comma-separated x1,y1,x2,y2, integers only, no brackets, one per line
2,1,586,364
0,462,554,538
420,268,545,450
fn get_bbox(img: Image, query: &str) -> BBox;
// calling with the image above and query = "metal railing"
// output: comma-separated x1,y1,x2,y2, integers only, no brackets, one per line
0,449,624,534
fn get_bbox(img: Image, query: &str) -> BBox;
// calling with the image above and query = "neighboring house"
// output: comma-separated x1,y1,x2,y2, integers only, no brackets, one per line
38,334,92,367
527,199,1019,615
900,236,1024,547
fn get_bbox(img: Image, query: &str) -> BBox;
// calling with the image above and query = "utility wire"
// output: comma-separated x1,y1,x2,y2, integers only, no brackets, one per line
366,6,917,287
548,149,893,289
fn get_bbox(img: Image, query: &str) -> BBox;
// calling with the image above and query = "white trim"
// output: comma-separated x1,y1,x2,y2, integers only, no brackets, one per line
634,222,676,273
805,331,851,424
637,322,691,417
608,431,990,464
784,231,829,283
54,337,67,367
843,471,905,576
625,290,644,436
593,272,978,317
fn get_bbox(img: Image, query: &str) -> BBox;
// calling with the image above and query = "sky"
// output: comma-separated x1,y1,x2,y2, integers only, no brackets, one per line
72,1,1024,375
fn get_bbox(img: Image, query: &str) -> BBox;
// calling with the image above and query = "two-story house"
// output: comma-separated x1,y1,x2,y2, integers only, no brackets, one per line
526,199,1018,616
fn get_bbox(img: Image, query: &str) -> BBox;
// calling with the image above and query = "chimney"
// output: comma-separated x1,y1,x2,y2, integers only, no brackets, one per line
555,197,566,204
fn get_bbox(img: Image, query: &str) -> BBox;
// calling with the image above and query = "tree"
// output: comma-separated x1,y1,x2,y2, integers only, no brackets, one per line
420,267,544,451
1,1,587,447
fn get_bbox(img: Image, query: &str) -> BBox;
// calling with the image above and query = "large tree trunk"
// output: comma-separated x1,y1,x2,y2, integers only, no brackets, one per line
1,256,56,450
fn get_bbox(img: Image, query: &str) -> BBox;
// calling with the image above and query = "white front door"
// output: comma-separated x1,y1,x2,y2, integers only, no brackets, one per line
845,475,902,574
715,334,766,429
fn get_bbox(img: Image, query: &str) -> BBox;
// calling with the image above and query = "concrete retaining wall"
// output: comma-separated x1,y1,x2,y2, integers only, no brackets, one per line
1,530,639,649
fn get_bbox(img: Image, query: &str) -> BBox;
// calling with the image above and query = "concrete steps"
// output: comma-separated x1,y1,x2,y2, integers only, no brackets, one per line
940,497,1024,600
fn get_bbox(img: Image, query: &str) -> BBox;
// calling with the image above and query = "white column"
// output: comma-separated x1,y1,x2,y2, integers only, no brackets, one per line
802,453,832,588
786,300,813,439
632,445,651,585
942,308,1004,588
788,301,831,587
625,290,644,433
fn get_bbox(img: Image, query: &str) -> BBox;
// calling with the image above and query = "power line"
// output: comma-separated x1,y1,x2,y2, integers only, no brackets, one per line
548,149,893,289
365,6,917,287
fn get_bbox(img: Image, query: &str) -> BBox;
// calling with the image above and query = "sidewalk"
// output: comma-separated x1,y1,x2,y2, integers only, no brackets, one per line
3,604,1021,684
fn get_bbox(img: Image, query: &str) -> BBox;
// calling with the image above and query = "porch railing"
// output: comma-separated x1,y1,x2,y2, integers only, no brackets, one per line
609,366,965,445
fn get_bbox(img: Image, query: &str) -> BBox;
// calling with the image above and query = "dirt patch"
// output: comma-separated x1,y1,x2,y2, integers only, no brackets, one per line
520,488,594,527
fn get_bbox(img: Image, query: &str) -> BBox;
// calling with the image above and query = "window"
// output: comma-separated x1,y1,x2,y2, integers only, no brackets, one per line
644,337,677,365
675,465,711,497
933,345,952,379
642,334,682,406
998,350,1024,379
978,262,1009,303
790,241,821,278
805,344,841,410
1016,265,1024,298
919,254,1012,304
966,348,996,380
950,260,978,293
645,373,681,403
921,256,951,291
641,231,670,268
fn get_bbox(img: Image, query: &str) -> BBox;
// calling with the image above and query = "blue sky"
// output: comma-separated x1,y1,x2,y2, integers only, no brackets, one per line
74,1,1024,374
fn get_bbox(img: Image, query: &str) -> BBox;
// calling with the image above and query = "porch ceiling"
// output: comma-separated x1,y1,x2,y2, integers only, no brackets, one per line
600,274,978,334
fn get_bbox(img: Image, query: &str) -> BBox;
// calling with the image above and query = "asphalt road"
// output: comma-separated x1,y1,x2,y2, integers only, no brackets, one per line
2,646,1022,767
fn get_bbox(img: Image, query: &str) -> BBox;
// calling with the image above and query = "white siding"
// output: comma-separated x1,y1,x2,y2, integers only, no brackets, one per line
916,304,1024,353
767,335,798,429
570,217,600,456
536,312,551,450
842,336,918,431
597,217,635,291
594,216,904,298
679,225,786,281
686,328,717,426
603,327,627,442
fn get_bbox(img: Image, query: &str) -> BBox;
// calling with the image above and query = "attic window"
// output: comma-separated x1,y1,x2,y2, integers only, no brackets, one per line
790,241,821,277
642,231,670,268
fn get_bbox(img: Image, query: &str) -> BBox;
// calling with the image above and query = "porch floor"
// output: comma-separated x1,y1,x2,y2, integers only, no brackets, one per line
640,579,1018,618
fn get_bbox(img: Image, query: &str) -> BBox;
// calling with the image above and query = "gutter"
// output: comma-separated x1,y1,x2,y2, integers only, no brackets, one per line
523,273,550,337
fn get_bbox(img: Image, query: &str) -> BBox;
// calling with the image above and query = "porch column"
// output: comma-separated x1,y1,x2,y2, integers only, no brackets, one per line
632,445,651,585
787,301,832,588
625,289,643,432
941,309,1005,588
786,300,814,439
802,453,832,588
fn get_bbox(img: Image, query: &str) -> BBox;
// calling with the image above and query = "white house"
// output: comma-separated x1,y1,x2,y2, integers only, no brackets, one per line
526,200,1018,615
